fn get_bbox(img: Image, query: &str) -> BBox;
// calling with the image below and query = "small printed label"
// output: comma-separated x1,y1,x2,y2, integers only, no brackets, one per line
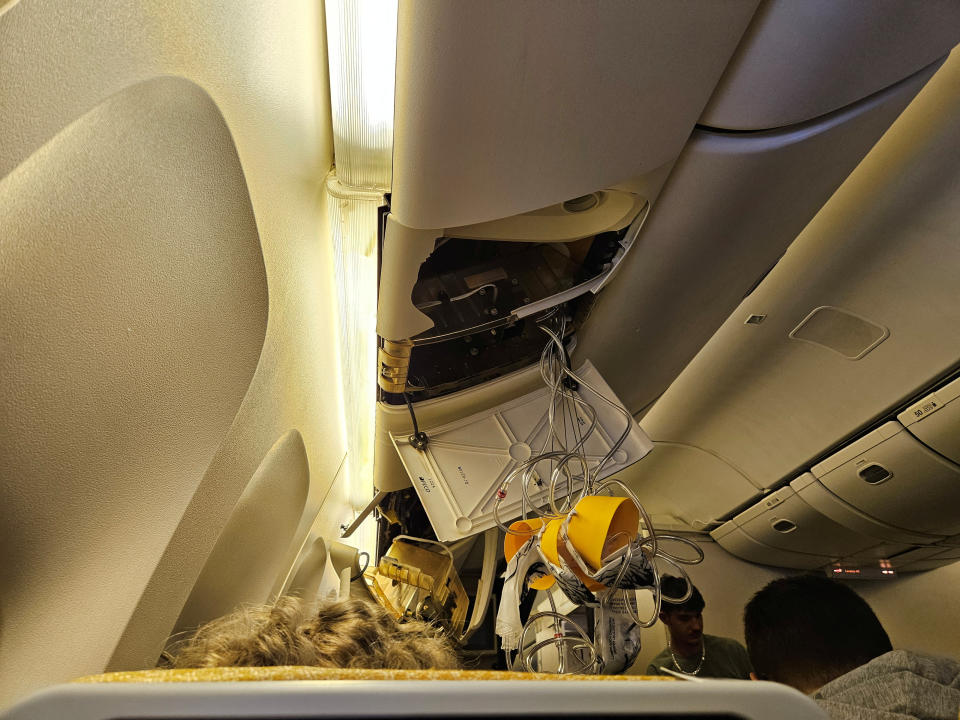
910,398,941,420
456,465,469,485
417,475,436,494
913,400,940,417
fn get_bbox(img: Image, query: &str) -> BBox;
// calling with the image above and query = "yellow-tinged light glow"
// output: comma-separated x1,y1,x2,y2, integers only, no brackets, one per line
325,0,398,189
324,0,398,554
326,173,381,509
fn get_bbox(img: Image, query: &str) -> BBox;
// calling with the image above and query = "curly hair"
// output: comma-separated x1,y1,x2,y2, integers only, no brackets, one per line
171,596,459,670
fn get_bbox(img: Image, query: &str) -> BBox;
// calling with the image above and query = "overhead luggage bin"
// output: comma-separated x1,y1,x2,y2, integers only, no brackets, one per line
792,472,946,547
726,481,909,559
929,545,960,563
898,556,960,573
809,421,960,538
390,1,759,230
898,374,960,465
939,532,960,549
710,480,911,570
700,0,960,130
711,519,834,570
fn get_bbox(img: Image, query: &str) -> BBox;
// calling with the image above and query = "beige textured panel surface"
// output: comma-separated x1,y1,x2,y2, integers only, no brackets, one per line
619,442,760,532
0,77,267,704
640,51,960,495
172,430,311,637
0,0,343,709
578,59,937,418
701,0,960,129
374,365,545,493
0,0,330,184
390,0,759,228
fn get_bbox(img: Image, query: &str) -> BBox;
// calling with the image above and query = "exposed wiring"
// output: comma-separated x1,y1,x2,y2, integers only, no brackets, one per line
517,609,597,674
415,283,499,310
404,392,429,450
404,392,421,436
391,310,702,673
350,551,371,582
491,314,704,673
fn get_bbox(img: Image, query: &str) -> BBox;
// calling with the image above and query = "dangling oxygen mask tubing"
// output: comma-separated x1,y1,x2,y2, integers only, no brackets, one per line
516,490,702,673
494,316,704,673
515,592,599,674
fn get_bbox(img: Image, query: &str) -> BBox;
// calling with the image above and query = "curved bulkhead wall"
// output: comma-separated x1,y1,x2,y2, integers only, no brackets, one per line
0,0,343,709
170,430,312,639
578,58,940,420
629,50,960,531
390,0,760,230
701,0,960,130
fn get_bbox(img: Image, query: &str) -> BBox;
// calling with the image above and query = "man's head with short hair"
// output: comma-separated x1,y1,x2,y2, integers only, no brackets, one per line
743,575,892,693
659,575,706,656
660,575,705,614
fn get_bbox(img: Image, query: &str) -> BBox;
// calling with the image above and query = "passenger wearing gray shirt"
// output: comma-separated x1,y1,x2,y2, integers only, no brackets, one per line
744,575,959,719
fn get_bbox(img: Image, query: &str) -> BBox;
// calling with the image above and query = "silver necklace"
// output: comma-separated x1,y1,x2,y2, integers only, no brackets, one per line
670,641,706,676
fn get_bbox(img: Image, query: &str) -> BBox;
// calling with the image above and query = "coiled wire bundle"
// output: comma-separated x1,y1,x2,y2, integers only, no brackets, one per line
494,315,703,674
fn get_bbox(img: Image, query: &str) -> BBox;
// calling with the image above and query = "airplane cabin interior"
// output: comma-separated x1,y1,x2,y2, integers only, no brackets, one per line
2,1,960,718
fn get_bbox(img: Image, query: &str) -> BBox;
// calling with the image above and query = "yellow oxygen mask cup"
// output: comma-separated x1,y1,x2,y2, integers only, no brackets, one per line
524,495,640,592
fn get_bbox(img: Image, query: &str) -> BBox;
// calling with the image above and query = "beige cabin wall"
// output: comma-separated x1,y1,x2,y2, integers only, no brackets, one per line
856,562,960,660
0,0,347,707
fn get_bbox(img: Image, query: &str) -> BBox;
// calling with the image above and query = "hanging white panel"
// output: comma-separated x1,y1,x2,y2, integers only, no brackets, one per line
391,362,652,541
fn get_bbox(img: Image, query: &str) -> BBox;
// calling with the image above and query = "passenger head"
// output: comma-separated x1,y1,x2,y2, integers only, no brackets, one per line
743,575,892,693
658,575,706,651
172,596,459,670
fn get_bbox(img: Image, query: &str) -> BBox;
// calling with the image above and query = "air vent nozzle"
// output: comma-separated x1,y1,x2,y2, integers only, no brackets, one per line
858,464,892,485
771,519,797,533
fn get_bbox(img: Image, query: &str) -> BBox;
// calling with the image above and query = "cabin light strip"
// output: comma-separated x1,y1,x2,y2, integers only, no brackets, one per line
325,0,397,190
324,0,398,552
